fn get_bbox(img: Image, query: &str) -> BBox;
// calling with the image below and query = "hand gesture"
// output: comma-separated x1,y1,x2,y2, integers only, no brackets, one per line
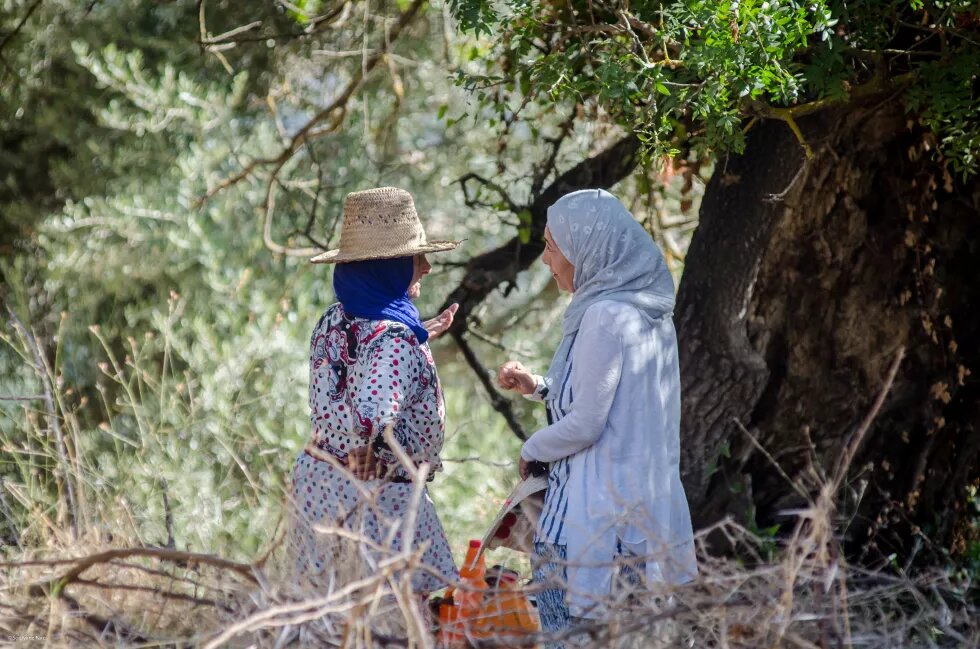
497,360,536,396
424,303,459,340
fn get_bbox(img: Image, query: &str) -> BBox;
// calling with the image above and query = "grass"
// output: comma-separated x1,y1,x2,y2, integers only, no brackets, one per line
1,312,978,647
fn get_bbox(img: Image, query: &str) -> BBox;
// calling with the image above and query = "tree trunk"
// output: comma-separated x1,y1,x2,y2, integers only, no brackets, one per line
677,102,980,560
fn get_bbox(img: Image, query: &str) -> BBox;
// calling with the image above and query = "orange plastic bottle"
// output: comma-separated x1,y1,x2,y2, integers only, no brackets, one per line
456,540,489,642
436,589,464,648
480,571,541,640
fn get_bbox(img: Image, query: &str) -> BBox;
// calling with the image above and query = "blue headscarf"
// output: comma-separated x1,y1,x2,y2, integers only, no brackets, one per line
333,256,429,343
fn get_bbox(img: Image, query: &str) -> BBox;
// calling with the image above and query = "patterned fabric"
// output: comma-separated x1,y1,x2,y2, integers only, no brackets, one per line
308,303,444,481
536,358,573,545
532,542,570,649
543,188,675,394
290,452,457,593
532,541,645,649
290,302,457,592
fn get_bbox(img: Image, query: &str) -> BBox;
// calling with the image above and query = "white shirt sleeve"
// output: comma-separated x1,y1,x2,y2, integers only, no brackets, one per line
520,304,624,462
522,374,551,402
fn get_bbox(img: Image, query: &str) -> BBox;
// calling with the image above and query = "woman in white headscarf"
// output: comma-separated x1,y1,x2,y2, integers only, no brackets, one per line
498,189,697,638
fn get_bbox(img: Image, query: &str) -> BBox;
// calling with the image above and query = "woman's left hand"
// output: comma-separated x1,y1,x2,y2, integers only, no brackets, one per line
424,303,459,339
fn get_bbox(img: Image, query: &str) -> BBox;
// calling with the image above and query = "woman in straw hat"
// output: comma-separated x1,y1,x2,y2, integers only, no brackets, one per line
497,189,698,640
290,187,461,595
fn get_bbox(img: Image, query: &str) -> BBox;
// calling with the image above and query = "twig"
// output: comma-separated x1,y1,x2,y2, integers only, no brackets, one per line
105,559,230,593
196,0,424,208
457,172,520,213
201,551,423,648
0,477,22,549
6,307,78,541
198,1,351,47
0,0,44,58
530,112,576,197
830,346,905,492
71,577,234,612
466,326,511,352
59,592,150,644
451,331,527,440
733,418,811,502
160,478,175,550
6,547,258,594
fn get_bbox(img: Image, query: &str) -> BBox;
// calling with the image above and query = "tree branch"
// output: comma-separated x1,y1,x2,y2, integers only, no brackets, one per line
457,172,520,213
450,331,527,440
530,112,576,197
0,0,43,59
7,546,258,597
442,134,642,438
195,0,425,208
442,134,642,332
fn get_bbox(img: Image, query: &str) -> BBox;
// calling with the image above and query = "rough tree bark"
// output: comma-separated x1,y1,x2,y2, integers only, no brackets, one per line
678,101,980,559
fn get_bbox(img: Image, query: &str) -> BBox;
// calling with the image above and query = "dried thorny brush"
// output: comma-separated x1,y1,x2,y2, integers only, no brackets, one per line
3,456,979,648
2,507,978,648
2,335,978,648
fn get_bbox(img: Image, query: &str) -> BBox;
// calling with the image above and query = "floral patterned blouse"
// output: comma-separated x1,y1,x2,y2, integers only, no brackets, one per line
309,303,445,480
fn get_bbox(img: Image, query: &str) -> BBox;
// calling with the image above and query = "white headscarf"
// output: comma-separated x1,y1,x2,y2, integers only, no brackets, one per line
544,189,675,394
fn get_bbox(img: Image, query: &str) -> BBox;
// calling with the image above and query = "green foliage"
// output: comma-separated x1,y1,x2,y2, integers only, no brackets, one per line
450,0,980,173
959,484,980,579
905,47,980,178
0,0,703,566
448,0,498,36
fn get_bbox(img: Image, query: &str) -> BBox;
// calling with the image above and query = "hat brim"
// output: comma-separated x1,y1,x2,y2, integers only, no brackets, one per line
309,240,461,264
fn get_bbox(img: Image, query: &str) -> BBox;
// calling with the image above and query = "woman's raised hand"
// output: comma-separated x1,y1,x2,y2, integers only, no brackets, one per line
423,303,458,340
497,361,536,395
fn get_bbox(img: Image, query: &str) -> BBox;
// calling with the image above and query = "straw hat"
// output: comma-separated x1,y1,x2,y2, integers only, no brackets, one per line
310,187,461,264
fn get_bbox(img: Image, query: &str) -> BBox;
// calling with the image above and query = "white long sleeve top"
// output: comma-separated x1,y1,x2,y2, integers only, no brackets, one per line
520,300,698,617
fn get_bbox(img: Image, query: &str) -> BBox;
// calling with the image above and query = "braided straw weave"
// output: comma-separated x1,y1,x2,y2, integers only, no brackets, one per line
310,187,460,264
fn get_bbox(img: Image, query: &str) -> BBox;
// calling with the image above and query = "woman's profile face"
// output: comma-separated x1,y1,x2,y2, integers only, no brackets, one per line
543,226,575,292
408,254,431,299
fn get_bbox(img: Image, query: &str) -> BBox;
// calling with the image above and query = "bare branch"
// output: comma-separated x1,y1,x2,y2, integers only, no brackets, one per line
441,135,642,437
0,0,43,59
198,1,352,48
2,546,259,593
195,0,425,208
830,346,905,492
450,331,527,440
530,112,576,198
457,172,520,213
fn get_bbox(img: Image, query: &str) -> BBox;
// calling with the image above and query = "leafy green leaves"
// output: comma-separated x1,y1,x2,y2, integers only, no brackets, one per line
906,48,980,178
449,0,498,36
449,0,980,175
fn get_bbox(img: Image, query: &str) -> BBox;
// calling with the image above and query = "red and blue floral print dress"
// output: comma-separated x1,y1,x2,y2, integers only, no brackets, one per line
289,303,458,592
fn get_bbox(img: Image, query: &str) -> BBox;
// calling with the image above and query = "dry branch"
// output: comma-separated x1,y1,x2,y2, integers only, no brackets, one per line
2,546,258,597
195,0,424,209
442,134,642,439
